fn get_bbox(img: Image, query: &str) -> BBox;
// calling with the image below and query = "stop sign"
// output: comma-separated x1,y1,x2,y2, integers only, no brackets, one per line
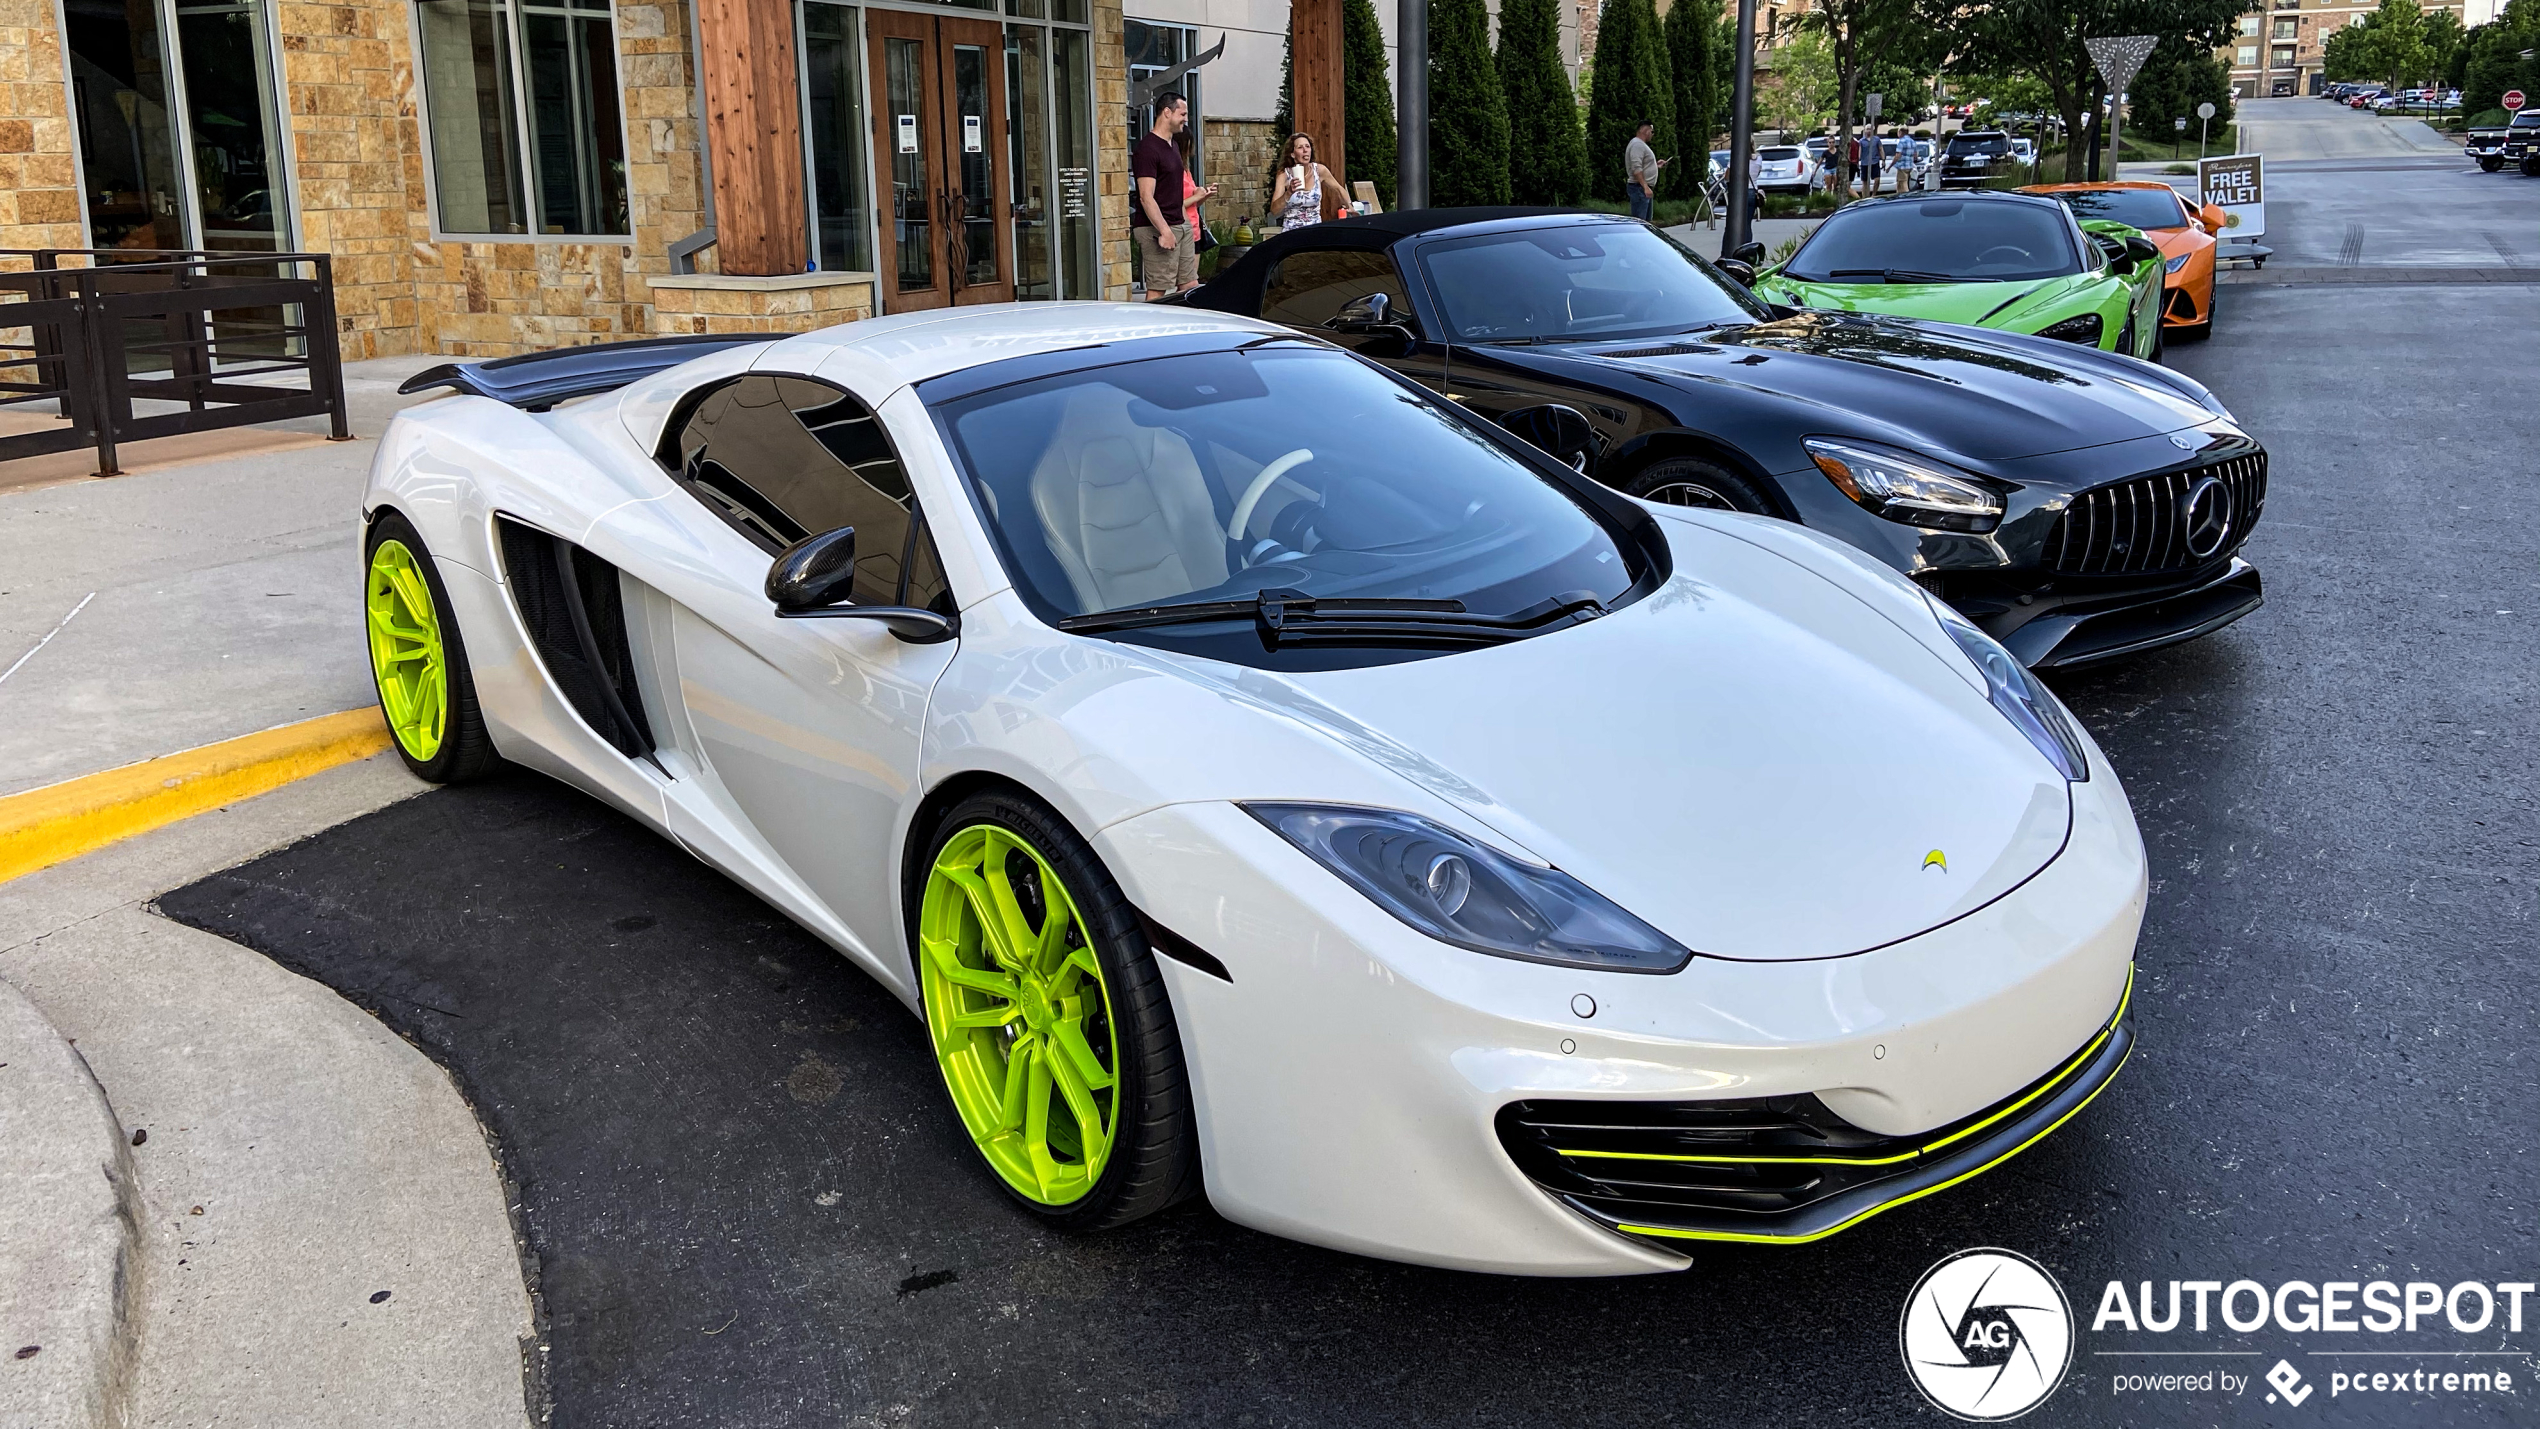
2508,90,2528,110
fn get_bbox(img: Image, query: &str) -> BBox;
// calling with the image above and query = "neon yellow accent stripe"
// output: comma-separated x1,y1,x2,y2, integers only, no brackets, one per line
0,709,393,885
1614,1037,2132,1246
1556,967,2135,1169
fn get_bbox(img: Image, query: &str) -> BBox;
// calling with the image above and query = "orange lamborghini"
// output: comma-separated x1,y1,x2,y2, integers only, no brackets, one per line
2019,181,2230,339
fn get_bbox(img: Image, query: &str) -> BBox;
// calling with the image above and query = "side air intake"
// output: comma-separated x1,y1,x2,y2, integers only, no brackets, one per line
495,517,656,759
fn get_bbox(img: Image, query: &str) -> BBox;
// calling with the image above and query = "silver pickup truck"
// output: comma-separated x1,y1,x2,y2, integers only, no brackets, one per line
2466,110,2540,174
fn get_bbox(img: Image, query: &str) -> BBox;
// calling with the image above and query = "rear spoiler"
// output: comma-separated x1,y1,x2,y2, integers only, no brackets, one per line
398,333,766,411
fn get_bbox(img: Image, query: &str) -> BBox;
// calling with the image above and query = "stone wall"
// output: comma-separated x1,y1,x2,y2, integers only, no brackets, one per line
0,0,81,254
648,272,874,334
1094,0,1132,299
1200,118,1283,231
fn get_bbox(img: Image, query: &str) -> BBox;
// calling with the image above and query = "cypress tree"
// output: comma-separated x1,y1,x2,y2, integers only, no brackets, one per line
1344,0,1400,208
1663,0,1719,199
1497,0,1588,202
1585,0,1675,205
1428,0,1512,205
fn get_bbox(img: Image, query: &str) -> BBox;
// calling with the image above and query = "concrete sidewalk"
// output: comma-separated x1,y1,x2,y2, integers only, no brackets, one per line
1665,216,1822,262
0,356,446,799
2,754,533,1429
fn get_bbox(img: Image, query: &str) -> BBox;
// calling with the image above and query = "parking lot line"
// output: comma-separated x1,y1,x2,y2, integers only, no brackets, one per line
0,707,390,884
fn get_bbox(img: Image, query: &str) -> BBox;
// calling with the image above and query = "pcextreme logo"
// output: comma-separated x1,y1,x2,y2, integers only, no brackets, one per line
1900,1248,2075,1421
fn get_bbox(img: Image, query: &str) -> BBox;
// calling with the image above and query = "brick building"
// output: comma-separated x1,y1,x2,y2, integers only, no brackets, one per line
2222,0,2495,98
0,0,1486,356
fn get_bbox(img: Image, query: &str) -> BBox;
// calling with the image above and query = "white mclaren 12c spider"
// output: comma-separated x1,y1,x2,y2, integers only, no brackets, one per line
362,304,2144,1276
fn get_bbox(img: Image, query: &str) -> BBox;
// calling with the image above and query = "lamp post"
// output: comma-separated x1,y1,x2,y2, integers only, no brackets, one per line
1399,0,1428,209
1724,0,1759,252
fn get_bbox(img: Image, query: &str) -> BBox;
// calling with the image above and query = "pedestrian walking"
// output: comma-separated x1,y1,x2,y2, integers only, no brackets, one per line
1132,93,1214,300
1625,120,1668,222
1269,133,1346,232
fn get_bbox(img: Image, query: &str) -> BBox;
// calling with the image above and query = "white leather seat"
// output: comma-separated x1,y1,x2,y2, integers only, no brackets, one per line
1030,387,1228,611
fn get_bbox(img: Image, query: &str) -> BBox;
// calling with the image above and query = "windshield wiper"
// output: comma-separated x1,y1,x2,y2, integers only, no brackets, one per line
1055,587,1608,649
1823,268,1966,283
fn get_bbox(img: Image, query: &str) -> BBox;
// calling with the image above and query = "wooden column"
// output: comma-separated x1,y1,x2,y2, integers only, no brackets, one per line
1290,0,1347,208
696,0,808,276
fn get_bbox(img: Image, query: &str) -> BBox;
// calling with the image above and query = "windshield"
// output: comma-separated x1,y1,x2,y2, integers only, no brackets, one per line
1947,134,2010,156
1783,198,2081,283
933,344,1641,664
1420,224,1763,342
2045,187,2189,230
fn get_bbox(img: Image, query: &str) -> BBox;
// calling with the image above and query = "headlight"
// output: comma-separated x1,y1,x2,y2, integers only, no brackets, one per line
2036,313,2104,345
2163,253,2191,273
1803,437,2005,534
1925,596,2090,782
1245,804,1694,974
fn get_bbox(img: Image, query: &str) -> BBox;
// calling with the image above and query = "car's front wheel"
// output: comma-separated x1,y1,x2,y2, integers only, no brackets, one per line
1624,456,1777,515
916,791,1198,1230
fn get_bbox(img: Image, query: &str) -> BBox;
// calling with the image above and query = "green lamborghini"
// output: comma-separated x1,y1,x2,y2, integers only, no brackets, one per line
1748,191,2170,361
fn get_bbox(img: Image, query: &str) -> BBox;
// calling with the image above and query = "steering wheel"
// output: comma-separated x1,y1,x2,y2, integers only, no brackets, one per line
1228,448,1315,543
1973,245,2032,266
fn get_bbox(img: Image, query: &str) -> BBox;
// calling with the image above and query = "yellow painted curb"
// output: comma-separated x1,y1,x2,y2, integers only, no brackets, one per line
0,708,394,884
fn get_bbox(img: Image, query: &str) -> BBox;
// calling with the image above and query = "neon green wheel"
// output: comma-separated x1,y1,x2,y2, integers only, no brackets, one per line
366,538,447,762
920,822,1121,1206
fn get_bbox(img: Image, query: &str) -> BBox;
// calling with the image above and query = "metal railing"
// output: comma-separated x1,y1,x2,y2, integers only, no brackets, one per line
0,249,350,476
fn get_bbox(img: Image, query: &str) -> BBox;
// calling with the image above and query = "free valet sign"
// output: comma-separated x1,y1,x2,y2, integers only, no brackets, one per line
2197,154,2265,239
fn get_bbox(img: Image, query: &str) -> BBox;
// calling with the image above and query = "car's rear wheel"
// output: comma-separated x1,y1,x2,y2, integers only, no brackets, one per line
916,791,1197,1230
364,512,500,784
1624,456,1776,515
2479,157,2502,172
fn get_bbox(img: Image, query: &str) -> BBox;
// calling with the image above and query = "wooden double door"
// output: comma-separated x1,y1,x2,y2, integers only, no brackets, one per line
871,11,1012,310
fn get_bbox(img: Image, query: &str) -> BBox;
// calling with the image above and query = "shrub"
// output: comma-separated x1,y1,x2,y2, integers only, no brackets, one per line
1497,0,1589,202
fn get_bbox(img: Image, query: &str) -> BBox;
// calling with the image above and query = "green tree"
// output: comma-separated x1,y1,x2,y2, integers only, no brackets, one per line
1428,0,1512,204
1664,0,1720,197
2126,33,2233,147
1343,0,1399,207
1585,0,1676,203
1763,29,1840,136
2421,7,2465,80
1787,0,1924,193
1499,0,1590,202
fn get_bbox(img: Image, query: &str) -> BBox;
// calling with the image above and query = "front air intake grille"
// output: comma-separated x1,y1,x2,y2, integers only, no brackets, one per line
1497,974,2133,1244
2044,450,2266,576
496,517,655,759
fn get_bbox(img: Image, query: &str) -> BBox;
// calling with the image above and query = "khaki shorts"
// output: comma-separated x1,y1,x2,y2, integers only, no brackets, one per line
1136,221,1200,294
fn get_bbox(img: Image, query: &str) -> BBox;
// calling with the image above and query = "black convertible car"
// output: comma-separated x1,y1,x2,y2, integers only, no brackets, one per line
1175,209,2264,669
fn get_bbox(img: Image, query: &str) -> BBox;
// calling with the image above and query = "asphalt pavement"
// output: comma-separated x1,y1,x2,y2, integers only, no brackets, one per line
146,111,2540,1428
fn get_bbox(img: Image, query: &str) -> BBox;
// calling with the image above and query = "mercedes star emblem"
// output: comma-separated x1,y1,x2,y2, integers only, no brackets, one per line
2180,476,2235,559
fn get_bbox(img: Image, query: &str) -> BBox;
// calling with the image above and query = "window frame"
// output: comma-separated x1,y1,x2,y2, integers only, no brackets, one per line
409,0,636,243
656,370,953,612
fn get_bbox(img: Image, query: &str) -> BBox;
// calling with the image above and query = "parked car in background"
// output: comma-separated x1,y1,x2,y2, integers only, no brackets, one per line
2009,137,2038,168
1940,130,2014,188
2023,181,2229,340
1750,191,2168,360
2500,110,2540,175
1755,145,1819,195
1179,207,2265,668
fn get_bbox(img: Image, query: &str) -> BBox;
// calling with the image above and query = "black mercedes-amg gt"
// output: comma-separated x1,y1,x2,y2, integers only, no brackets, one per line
1175,208,2264,669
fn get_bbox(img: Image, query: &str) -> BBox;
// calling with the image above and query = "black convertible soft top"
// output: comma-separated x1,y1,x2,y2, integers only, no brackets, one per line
1176,206,1606,316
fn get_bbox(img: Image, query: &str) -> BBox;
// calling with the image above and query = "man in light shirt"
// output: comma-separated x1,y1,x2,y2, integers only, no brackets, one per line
1625,121,1667,222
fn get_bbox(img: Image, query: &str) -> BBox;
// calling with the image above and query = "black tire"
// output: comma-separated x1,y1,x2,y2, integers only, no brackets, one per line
2147,313,2166,363
917,789,1199,1231
1623,455,1778,515
2180,284,2216,341
364,510,501,784
2524,157,2540,178
2479,157,2503,172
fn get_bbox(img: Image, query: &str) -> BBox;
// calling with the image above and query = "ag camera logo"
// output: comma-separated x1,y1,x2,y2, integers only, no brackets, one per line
1901,1248,2075,1421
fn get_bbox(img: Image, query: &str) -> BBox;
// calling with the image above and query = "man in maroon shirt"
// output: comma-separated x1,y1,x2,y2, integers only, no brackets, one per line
1132,92,1215,299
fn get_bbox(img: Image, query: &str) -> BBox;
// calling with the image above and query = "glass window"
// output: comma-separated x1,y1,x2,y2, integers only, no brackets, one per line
2239,15,2259,33
1261,248,1409,328
415,0,628,235
2271,18,2295,39
175,0,293,253
932,343,1642,646
65,0,186,250
802,3,873,273
1783,198,2083,283
1052,27,1094,298
2236,45,2258,65
668,375,933,607
1007,25,1053,299
1420,224,1765,342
